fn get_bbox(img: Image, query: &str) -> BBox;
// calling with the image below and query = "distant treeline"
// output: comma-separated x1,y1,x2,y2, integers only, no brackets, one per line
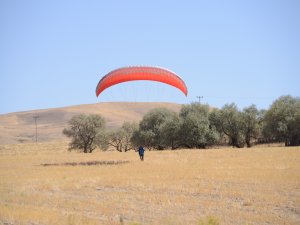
63,95,300,153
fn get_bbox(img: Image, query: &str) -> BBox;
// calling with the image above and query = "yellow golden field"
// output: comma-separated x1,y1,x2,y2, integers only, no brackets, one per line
0,142,299,225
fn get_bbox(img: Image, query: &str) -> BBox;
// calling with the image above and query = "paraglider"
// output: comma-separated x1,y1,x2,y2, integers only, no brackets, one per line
96,66,188,97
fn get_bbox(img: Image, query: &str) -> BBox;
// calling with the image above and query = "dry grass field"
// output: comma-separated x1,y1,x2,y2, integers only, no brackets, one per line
0,142,299,225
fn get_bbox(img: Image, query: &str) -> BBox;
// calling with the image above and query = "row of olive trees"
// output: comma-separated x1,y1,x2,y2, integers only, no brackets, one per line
131,104,219,149
131,103,261,149
209,95,300,148
130,95,300,149
209,103,262,148
63,95,300,152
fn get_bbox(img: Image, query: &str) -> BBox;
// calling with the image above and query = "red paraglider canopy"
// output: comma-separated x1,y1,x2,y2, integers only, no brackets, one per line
96,66,188,97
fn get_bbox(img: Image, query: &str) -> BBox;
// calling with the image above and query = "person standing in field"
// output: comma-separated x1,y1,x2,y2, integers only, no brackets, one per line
138,146,145,161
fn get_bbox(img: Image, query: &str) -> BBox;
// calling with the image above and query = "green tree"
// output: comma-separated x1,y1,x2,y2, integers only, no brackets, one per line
241,104,261,147
132,108,178,150
107,129,123,152
263,95,300,146
209,109,225,144
108,122,138,152
63,114,107,153
218,103,245,148
178,103,219,148
121,121,138,152
159,112,181,149
131,129,155,150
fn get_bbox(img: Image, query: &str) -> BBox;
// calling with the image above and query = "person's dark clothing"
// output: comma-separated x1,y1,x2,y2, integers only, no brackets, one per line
138,146,145,161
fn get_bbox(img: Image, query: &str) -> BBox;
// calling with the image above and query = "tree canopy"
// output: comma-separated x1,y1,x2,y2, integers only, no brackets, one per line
263,95,300,146
63,114,107,153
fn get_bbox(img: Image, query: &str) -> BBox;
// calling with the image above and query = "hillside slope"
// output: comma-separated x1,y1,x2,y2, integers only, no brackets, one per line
0,102,182,144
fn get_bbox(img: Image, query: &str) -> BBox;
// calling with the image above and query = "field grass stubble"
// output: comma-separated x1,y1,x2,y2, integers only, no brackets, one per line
0,142,299,225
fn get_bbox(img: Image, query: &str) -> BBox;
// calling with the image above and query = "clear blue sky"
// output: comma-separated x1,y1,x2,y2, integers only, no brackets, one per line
1,0,299,114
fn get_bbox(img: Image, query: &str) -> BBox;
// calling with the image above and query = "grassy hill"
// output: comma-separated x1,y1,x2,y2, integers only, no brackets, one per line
0,102,182,144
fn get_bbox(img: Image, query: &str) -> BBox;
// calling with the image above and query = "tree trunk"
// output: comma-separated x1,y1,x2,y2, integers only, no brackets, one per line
246,136,251,148
231,137,238,147
84,146,88,153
